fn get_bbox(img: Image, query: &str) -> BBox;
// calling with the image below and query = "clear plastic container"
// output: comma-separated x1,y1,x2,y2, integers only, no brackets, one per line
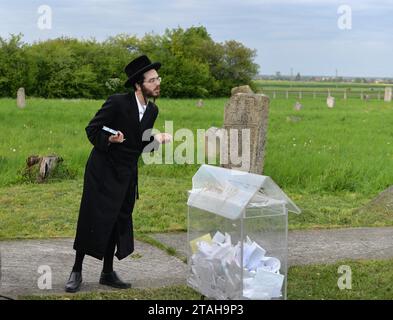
187,164,300,300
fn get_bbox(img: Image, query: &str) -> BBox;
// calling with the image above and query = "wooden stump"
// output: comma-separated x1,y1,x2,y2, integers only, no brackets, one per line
25,155,63,182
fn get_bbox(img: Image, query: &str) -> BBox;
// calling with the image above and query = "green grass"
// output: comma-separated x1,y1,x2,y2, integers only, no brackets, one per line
0,176,190,239
288,191,393,229
287,259,393,300
1,96,393,239
21,285,202,300
0,97,223,187
2,177,393,240
265,97,393,194
253,80,392,98
20,258,393,300
2,96,393,195
2,93,392,301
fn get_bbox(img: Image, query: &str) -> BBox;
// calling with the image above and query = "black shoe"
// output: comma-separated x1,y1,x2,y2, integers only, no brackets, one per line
99,271,131,289
65,271,82,293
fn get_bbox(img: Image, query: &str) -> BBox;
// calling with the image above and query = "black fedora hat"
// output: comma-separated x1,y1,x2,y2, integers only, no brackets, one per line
124,55,161,88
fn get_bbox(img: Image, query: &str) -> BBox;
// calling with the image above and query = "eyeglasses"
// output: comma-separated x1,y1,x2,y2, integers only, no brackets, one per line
144,76,162,84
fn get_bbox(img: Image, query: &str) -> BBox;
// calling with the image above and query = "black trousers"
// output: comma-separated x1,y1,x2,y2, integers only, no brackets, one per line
102,223,118,273
73,223,118,273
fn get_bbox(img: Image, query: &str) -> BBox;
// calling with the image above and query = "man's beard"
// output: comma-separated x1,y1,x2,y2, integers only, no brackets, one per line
141,84,160,103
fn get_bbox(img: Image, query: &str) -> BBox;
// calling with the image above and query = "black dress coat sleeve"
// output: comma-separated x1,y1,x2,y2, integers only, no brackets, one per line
85,96,117,153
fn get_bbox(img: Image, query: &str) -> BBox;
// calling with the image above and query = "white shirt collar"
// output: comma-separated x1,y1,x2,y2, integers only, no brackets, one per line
135,92,148,121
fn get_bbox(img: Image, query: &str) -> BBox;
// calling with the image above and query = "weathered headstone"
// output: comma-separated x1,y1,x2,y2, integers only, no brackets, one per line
222,85,269,174
231,85,254,95
17,88,26,109
384,87,392,102
196,99,204,108
204,126,226,161
294,101,302,111
327,96,335,108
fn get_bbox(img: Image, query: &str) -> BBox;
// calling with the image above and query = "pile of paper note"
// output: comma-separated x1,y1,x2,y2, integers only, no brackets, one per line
188,231,284,300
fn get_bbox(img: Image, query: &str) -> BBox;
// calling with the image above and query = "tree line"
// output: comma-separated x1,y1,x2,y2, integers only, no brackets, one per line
0,26,259,99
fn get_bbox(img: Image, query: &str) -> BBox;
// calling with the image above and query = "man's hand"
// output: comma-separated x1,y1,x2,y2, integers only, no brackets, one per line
154,133,173,144
108,131,126,143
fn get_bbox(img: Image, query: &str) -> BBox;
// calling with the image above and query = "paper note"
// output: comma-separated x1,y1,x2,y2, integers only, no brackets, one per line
189,233,212,253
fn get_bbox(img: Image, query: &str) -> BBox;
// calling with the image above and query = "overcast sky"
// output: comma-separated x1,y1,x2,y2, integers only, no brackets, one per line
1,0,392,77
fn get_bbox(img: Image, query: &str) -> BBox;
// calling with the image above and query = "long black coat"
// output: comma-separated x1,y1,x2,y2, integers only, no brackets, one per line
73,93,159,260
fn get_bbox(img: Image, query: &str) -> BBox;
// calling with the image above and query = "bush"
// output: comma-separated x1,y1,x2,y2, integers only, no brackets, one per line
0,27,259,99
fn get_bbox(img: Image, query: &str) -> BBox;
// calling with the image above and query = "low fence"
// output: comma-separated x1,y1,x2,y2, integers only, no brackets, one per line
259,89,390,101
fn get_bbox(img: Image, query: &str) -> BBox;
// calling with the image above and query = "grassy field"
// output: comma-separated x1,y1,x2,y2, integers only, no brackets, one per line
254,80,392,99
2,96,393,193
1,95,393,238
22,258,393,300
254,80,392,91
2,92,393,301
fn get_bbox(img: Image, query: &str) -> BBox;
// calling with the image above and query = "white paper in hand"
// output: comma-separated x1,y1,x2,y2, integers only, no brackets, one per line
102,126,118,135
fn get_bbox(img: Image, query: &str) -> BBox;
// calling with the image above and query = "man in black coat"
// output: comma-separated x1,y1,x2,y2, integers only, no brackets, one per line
65,55,172,293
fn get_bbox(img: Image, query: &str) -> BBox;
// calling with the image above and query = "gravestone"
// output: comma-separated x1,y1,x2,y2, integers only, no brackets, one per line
222,85,269,174
204,126,226,161
384,87,392,102
231,85,253,95
327,96,335,108
196,99,204,108
17,88,26,109
294,101,302,111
